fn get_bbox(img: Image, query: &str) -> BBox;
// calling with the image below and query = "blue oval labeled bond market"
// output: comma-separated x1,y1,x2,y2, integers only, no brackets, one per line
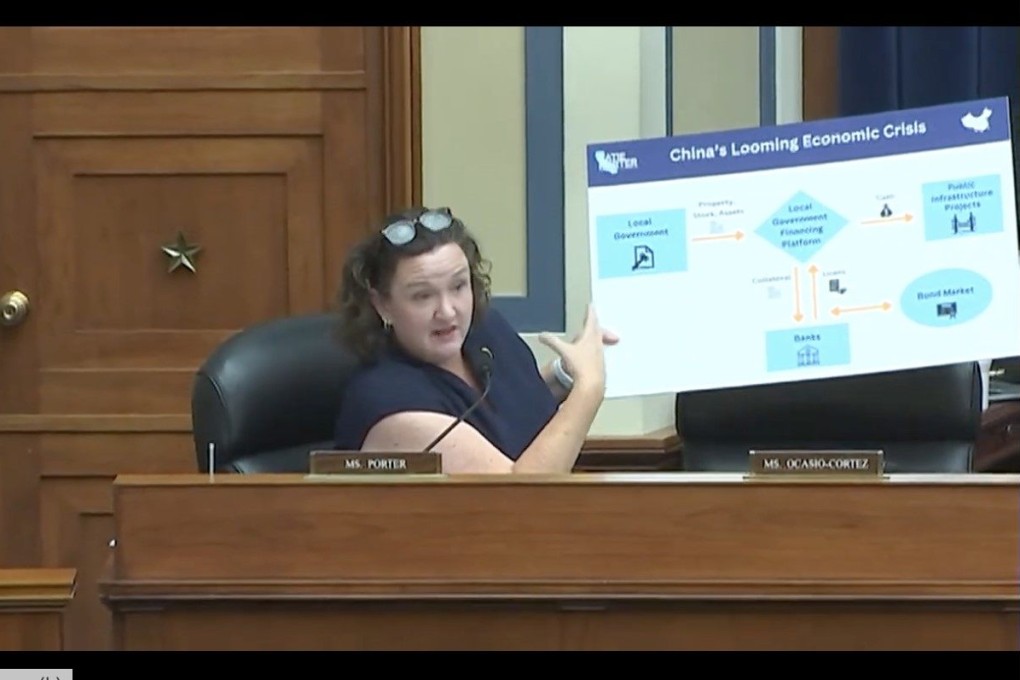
899,268,993,327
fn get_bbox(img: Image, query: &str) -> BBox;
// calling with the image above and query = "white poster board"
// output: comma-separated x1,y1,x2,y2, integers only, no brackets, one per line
586,97,1020,399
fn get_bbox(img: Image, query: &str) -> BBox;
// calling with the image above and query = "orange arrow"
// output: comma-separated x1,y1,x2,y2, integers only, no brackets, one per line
693,230,744,242
808,264,818,320
793,267,803,322
861,213,913,226
831,302,892,316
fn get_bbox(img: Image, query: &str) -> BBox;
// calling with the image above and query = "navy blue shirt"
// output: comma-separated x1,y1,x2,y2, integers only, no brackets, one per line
333,307,559,460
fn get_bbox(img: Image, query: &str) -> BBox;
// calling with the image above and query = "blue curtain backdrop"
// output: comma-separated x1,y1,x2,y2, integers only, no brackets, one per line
837,26,1019,117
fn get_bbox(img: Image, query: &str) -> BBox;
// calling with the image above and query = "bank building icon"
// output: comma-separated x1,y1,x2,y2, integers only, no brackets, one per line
797,345,820,367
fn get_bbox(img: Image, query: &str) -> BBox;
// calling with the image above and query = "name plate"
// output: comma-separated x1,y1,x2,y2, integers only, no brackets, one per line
308,450,442,475
747,449,884,479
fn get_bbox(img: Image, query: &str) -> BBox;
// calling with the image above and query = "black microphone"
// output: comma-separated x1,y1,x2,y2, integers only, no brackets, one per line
423,346,494,454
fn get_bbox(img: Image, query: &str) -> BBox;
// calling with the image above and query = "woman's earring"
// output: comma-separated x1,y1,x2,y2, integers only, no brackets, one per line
382,317,393,331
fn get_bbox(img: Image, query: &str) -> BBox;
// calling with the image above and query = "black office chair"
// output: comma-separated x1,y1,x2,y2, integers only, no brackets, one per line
675,362,982,473
191,313,360,473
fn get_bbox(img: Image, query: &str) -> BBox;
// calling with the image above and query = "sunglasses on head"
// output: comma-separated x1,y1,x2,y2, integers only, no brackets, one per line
381,208,454,246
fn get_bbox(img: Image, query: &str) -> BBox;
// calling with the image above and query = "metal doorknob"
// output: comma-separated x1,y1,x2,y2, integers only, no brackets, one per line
0,291,29,327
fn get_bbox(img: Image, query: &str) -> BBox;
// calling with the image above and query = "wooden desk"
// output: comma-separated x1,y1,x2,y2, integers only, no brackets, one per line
101,472,1020,651
0,568,76,651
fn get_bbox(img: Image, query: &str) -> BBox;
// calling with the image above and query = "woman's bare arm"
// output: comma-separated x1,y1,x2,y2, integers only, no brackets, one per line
361,380,603,474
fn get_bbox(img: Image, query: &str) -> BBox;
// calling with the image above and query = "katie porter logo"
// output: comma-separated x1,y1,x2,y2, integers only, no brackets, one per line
593,149,638,175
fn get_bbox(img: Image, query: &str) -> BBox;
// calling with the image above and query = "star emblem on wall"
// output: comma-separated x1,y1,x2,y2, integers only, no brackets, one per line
161,231,202,273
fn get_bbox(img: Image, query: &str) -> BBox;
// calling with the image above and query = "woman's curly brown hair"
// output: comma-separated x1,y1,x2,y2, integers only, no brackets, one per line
335,207,492,363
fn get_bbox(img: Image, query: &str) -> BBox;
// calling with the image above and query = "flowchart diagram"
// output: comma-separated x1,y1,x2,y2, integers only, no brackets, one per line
586,98,1020,398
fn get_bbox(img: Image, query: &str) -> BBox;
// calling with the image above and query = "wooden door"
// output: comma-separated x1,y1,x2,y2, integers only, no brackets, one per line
0,26,420,650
